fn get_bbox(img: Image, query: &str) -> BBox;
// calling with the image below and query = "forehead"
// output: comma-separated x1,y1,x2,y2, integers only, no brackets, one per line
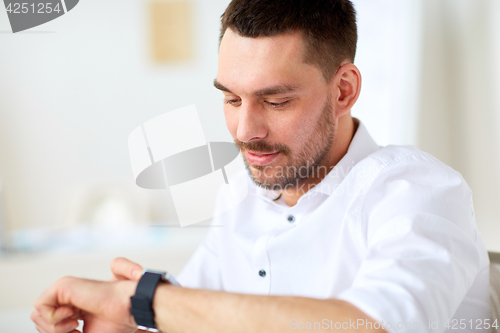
217,28,321,93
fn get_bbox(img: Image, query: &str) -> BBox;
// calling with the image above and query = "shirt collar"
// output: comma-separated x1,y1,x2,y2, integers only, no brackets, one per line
249,118,380,201
311,118,380,196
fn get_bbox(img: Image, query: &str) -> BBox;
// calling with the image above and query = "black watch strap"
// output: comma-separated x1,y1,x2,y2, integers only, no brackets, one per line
130,272,163,330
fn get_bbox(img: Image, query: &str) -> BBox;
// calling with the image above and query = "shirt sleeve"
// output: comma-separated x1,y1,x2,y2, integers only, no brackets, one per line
336,152,488,333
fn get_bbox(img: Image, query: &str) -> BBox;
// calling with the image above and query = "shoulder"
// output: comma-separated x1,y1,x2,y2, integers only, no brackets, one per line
362,145,468,189
347,144,470,206
361,144,472,208
370,144,460,172
358,144,478,246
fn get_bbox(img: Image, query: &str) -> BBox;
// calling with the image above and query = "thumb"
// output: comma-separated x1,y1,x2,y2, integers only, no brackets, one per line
110,257,143,281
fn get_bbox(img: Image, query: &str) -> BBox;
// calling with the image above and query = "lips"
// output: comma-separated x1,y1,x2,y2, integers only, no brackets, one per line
245,150,280,166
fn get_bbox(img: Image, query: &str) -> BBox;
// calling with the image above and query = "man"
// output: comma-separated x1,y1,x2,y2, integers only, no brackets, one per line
31,0,490,332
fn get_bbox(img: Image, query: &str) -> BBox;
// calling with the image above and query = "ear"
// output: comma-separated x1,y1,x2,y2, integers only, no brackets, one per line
331,63,362,118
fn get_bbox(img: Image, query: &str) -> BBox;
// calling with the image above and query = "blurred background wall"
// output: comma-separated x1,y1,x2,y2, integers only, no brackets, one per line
0,0,233,234
0,0,499,246
417,0,500,251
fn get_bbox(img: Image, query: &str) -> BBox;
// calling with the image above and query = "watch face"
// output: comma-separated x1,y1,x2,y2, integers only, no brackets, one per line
144,269,166,276
164,272,181,286
143,269,181,287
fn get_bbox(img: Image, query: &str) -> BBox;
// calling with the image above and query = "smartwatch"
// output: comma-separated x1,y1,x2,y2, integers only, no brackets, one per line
130,269,181,332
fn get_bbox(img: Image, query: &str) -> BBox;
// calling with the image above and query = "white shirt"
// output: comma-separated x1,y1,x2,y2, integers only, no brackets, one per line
177,120,490,333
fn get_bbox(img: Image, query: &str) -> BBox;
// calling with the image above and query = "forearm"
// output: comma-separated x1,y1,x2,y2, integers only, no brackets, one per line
153,285,386,333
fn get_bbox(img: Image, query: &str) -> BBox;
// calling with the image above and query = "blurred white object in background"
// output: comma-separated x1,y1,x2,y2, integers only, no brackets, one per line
68,183,152,227
91,196,133,227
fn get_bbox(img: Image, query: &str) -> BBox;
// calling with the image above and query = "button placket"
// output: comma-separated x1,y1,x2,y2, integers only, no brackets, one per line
281,195,315,226
252,232,273,294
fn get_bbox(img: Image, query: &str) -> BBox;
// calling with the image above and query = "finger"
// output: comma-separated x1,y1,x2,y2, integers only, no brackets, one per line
53,306,75,322
31,308,52,331
34,277,82,325
69,307,85,320
54,317,80,333
31,309,40,323
34,277,68,324
32,308,81,333
110,257,143,281
35,324,46,333
31,309,56,333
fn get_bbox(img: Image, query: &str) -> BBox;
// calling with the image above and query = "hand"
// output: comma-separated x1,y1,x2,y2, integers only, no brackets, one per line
110,257,143,282
109,257,150,333
31,276,138,333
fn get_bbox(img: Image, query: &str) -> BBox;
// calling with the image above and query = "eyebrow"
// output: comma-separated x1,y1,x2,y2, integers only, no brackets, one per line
213,79,298,97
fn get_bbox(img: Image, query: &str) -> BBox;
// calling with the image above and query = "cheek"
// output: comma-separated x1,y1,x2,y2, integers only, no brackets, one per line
270,110,317,149
292,110,326,151
223,106,238,138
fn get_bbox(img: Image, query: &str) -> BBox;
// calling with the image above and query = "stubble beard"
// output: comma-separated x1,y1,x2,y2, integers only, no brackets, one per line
237,95,336,191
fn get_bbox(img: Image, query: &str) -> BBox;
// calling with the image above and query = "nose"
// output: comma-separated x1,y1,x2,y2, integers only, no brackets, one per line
236,101,267,143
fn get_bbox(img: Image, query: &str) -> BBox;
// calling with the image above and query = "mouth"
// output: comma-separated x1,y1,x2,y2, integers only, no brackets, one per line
245,150,280,166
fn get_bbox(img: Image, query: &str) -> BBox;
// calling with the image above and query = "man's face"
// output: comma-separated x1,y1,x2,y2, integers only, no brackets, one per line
216,29,336,190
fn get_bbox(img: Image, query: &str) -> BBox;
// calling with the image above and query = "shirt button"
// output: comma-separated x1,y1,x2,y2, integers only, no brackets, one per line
287,215,295,223
258,269,266,277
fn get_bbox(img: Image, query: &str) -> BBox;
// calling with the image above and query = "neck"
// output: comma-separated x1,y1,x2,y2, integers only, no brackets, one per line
281,115,357,207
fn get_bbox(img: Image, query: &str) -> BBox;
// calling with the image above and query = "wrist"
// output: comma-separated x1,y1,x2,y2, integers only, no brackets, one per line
152,283,181,333
130,270,180,331
117,280,140,327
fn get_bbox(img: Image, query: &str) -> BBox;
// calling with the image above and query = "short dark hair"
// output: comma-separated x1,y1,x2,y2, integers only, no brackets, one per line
220,0,358,82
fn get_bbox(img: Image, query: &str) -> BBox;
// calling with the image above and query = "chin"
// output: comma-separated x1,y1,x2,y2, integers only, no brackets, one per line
247,169,276,188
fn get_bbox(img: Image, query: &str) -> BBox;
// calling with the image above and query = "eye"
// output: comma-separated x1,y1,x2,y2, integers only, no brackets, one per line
265,100,290,108
224,98,241,106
